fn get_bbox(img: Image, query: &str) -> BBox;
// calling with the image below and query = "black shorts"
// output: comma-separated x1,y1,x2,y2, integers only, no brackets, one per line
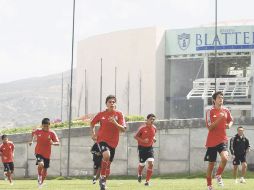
3,162,14,173
233,154,247,165
93,154,102,169
138,146,154,163
98,142,115,162
36,154,50,169
204,143,228,162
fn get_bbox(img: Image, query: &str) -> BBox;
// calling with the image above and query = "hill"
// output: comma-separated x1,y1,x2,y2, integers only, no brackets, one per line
0,71,75,129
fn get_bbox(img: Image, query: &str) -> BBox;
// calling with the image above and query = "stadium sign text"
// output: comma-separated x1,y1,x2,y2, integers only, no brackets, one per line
195,29,254,51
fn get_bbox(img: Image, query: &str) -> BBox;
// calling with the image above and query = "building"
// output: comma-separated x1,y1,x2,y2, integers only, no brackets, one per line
76,25,254,119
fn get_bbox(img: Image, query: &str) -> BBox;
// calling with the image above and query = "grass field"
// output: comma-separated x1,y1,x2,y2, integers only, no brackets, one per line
0,173,254,190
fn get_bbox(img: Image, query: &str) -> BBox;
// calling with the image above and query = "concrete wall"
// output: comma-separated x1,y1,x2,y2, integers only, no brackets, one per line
1,118,254,178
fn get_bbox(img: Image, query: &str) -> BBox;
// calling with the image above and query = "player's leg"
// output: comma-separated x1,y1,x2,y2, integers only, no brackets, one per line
106,148,115,180
232,156,239,183
41,158,50,184
98,142,111,190
4,163,12,184
9,162,14,184
204,147,217,189
137,147,145,183
145,159,154,186
92,156,101,184
215,150,228,186
144,147,155,186
240,162,247,183
35,155,44,186
138,163,145,183
215,144,229,186
206,162,215,188
92,157,97,184
217,150,228,175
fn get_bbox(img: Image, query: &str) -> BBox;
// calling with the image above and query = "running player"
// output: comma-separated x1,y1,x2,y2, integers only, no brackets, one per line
90,95,126,190
204,91,233,190
0,135,15,185
29,118,59,188
134,114,156,186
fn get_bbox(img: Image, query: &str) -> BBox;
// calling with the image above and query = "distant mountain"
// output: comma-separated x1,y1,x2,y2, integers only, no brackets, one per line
0,71,75,129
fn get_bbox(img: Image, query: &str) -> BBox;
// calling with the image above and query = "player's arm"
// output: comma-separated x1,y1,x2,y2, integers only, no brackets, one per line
246,138,250,153
109,117,126,132
226,109,233,129
28,128,38,146
229,137,235,155
134,135,148,144
49,133,60,146
153,127,157,143
134,130,148,144
12,144,15,157
109,113,126,132
50,140,60,146
90,124,97,141
226,121,233,129
206,112,225,131
90,114,101,140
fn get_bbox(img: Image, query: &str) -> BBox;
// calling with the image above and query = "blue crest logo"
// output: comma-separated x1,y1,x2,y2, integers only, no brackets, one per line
178,33,190,50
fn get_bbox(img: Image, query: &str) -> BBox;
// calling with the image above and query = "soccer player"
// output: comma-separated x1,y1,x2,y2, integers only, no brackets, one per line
29,118,59,188
204,91,233,190
91,142,102,184
90,95,126,190
229,126,250,183
0,135,15,185
134,114,156,186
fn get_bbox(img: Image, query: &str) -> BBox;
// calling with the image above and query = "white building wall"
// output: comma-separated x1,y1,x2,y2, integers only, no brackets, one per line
76,27,165,117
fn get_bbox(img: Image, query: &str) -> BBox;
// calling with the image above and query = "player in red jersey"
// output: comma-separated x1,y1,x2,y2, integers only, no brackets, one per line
29,118,59,188
204,92,233,190
0,135,15,185
134,114,156,186
90,95,126,190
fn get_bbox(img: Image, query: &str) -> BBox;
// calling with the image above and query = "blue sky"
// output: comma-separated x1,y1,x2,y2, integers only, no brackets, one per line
0,0,253,83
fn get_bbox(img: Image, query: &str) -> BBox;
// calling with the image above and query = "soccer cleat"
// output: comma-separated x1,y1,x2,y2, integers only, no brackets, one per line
99,177,106,190
239,177,246,183
215,175,224,186
207,185,214,190
235,179,238,184
92,176,97,184
138,175,142,183
144,181,150,186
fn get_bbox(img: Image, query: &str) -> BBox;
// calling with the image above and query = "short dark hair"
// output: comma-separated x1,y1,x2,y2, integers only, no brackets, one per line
212,91,223,100
1,134,7,140
147,113,156,119
237,126,244,130
42,118,50,125
105,95,116,104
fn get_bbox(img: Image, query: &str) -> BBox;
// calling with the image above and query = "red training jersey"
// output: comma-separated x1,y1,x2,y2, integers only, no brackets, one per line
32,129,59,159
0,141,15,163
135,124,157,147
91,110,126,148
205,106,233,147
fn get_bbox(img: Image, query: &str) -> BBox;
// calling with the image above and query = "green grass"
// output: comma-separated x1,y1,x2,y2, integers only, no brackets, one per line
1,175,254,190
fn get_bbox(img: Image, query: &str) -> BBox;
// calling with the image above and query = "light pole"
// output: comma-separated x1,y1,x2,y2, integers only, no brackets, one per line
67,0,76,177
214,0,218,92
